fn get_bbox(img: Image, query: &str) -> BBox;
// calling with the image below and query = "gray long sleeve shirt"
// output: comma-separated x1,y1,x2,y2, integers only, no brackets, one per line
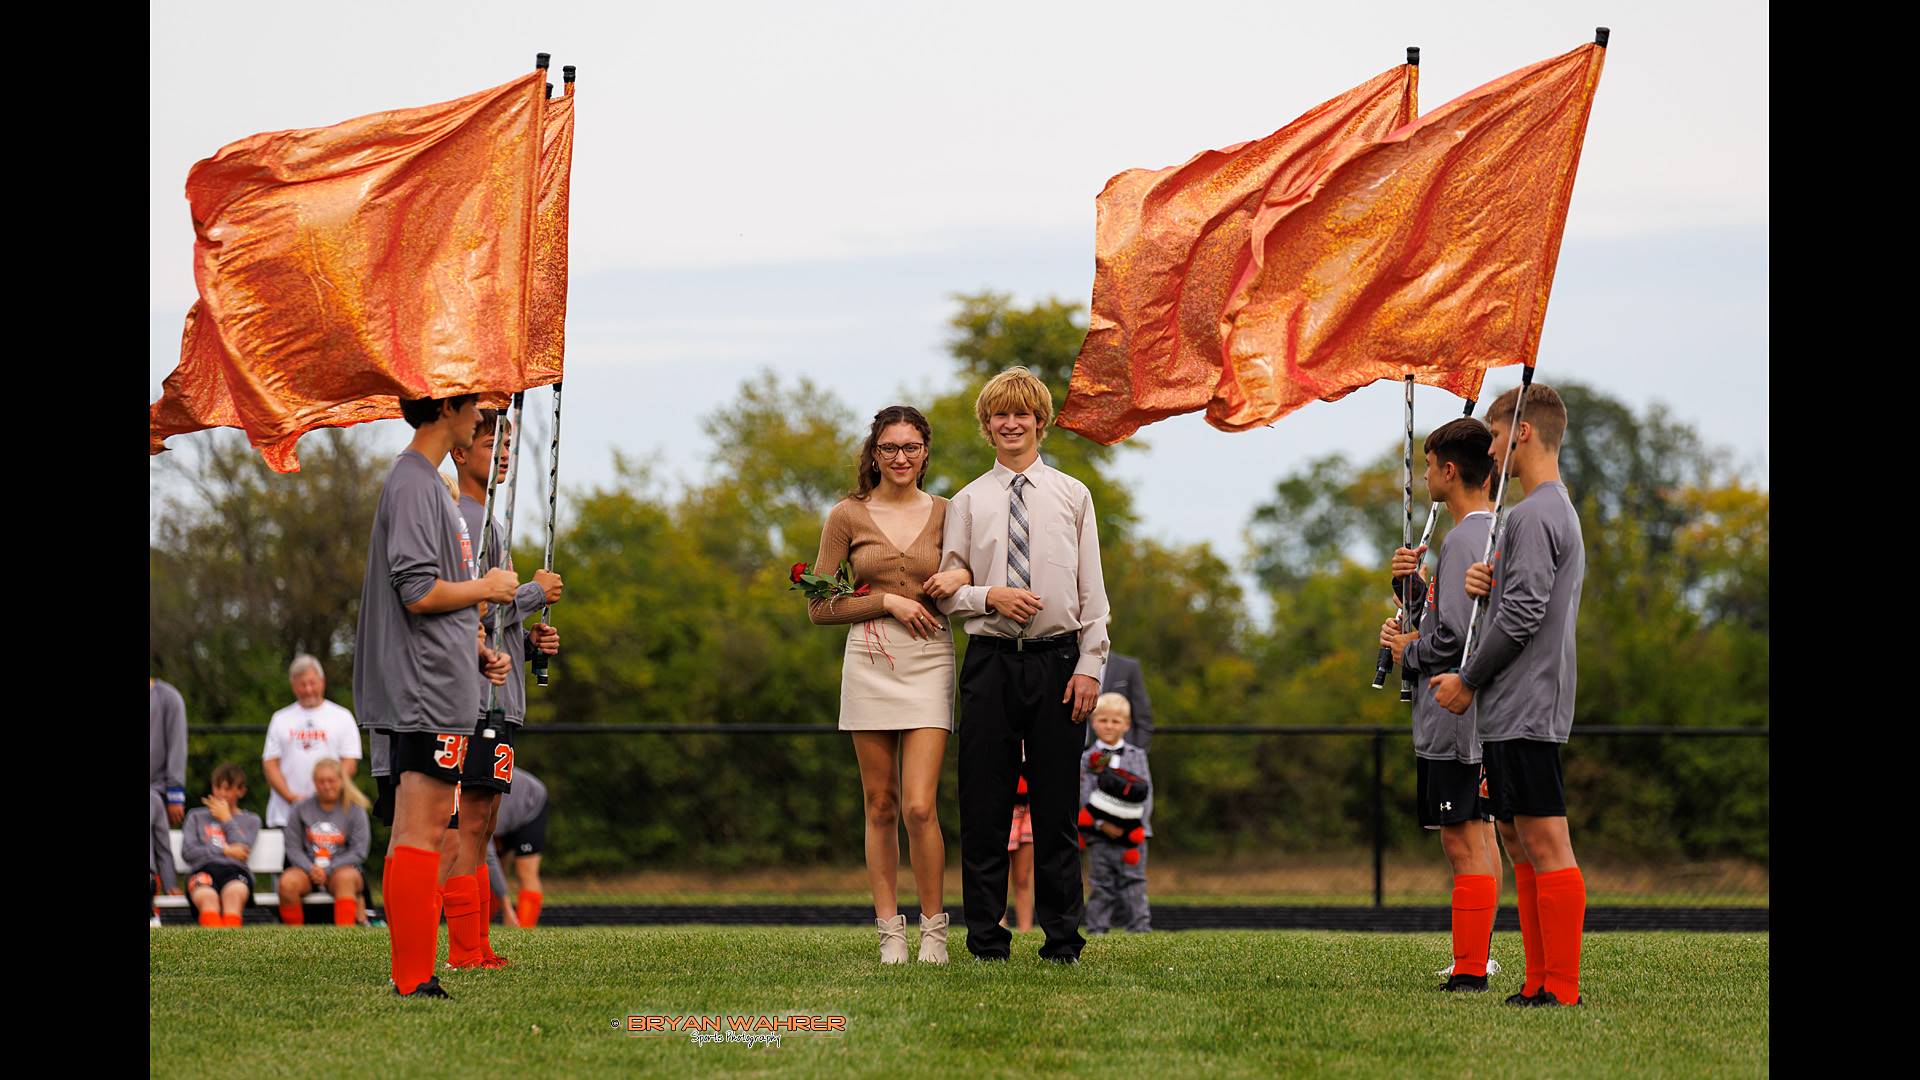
354,451,483,736
284,797,371,873
493,768,548,835
459,496,550,725
1460,481,1585,744
150,680,187,797
179,806,262,872
1402,512,1492,763
1079,740,1153,838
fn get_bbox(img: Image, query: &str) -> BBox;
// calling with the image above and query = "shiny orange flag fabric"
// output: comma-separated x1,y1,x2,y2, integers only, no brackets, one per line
1210,42,1606,432
1058,65,1416,445
527,88,575,384
150,70,547,471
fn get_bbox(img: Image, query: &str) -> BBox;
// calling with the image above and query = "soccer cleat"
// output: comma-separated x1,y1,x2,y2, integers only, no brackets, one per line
1522,990,1580,1007
1438,973,1490,992
1504,989,1547,1006
479,954,511,969
393,976,452,999
1436,955,1503,977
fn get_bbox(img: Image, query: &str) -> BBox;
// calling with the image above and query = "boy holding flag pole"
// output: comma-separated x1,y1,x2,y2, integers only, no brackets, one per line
1430,376,1587,1007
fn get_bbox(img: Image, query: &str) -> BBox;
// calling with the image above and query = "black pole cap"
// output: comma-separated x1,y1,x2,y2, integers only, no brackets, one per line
563,65,576,83
1594,27,1610,47
1406,46,1419,66
536,52,551,70
545,82,553,99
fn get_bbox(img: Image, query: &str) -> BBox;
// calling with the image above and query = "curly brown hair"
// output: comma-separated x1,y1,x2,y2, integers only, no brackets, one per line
851,405,933,501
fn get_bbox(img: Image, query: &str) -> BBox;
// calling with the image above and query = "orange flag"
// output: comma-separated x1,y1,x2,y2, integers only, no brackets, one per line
1210,42,1607,432
527,87,575,385
150,70,548,471
1058,64,1417,445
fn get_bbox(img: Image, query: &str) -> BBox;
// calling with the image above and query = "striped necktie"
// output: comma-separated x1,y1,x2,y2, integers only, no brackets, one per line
1007,474,1031,593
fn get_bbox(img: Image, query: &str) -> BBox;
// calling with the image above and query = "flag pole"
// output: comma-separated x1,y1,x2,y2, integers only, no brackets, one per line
532,62,574,688
1455,26,1606,665
1398,397,1477,700
487,390,530,709
478,407,509,723
1371,43,1421,692
1461,365,1535,662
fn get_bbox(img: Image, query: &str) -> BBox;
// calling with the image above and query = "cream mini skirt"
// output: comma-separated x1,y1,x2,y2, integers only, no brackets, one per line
839,616,955,731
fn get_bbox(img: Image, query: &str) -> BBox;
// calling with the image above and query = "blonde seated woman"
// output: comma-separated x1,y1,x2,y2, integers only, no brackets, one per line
276,757,373,925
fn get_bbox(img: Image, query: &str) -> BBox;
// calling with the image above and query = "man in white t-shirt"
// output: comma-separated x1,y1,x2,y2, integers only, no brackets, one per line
262,654,363,827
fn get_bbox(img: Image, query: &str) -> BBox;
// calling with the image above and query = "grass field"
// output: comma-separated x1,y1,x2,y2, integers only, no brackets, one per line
150,926,1769,1077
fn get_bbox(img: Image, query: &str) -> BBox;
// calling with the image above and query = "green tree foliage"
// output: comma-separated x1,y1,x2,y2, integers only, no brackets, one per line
150,302,1768,872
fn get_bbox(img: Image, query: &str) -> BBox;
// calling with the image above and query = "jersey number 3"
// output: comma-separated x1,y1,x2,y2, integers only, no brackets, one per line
492,745,515,783
435,734,470,770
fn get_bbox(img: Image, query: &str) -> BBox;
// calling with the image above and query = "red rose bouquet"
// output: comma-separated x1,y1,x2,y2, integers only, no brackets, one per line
788,559,870,612
789,558,891,666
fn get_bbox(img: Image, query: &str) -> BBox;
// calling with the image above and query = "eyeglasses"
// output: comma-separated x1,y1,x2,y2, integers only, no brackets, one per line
876,443,926,459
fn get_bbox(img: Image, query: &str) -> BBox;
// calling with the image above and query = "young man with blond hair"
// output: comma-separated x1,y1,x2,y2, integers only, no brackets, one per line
1430,381,1587,1007
937,366,1112,963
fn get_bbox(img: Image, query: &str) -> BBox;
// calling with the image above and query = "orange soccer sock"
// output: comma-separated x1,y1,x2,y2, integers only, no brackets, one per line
1450,874,1498,978
443,873,484,967
1535,866,1587,1004
386,845,442,994
334,896,357,926
473,870,498,958
221,912,243,927
280,902,305,926
198,909,222,928
1512,862,1546,996
517,890,543,928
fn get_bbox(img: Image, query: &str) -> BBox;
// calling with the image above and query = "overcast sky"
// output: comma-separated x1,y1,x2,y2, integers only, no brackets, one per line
150,1,1768,618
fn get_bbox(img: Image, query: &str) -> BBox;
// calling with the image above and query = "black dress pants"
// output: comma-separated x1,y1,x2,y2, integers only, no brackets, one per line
957,637,1086,960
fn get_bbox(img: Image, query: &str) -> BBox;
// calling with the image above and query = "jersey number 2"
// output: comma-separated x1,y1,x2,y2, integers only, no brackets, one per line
492,745,515,783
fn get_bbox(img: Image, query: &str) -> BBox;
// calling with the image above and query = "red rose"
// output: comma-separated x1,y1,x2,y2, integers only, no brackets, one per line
854,584,872,596
790,562,808,583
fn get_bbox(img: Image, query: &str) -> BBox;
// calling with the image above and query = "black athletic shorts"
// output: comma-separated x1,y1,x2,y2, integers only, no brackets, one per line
495,801,550,856
393,729,474,785
186,863,252,898
460,717,516,795
373,772,397,827
1416,757,1492,828
1481,738,1567,821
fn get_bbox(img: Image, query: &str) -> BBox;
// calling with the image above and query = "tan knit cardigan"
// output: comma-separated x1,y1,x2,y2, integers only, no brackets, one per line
807,496,949,625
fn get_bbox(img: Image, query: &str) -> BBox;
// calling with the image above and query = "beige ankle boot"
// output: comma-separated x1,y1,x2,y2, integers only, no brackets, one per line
917,912,950,964
876,914,909,964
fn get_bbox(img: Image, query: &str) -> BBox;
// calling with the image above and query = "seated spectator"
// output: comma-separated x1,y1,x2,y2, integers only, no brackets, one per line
277,757,372,926
262,654,361,828
181,763,262,928
487,768,550,927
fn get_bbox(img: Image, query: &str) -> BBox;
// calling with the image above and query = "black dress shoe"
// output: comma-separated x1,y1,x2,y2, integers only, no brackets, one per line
1439,973,1489,992
394,976,452,999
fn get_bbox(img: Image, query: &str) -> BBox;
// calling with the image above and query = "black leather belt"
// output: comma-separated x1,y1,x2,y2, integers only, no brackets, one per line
967,633,1079,653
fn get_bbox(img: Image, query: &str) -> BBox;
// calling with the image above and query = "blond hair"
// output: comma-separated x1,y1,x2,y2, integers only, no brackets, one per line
311,757,373,811
973,367,1054,442
1093,692,1132,721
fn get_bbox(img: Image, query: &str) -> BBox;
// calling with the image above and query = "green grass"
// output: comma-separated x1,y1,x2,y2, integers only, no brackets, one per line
541,889,1768,908
150,926,1769,1077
